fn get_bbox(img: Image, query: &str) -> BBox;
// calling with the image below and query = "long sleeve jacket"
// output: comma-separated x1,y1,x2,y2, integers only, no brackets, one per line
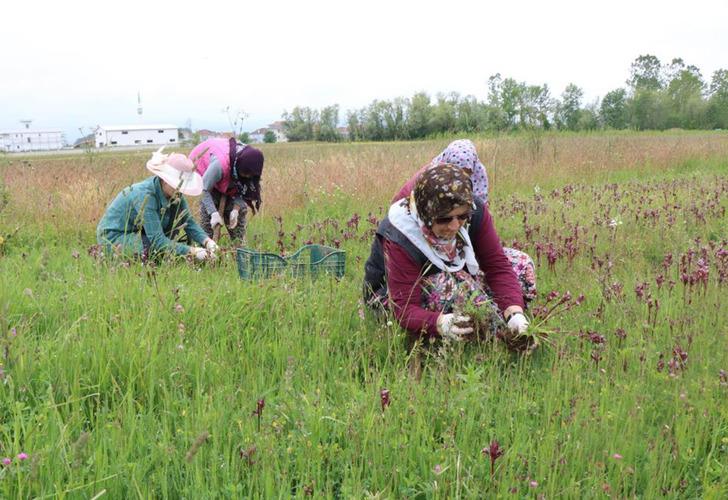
384,206,524,337
97,176,208,256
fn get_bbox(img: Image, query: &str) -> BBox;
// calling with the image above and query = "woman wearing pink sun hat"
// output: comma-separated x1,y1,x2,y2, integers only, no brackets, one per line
96,147,217,261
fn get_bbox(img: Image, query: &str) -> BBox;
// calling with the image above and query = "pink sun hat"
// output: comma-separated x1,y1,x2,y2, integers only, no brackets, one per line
146,146,203,196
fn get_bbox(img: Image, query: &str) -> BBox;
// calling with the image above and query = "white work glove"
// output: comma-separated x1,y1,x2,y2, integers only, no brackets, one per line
210,211,223,229
228,208,239,229
436,313,473,341
204,239,218,259
507,313,530,334
193,248,208,262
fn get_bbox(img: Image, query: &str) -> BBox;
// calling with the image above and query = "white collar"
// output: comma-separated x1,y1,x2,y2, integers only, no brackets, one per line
388,200,479,274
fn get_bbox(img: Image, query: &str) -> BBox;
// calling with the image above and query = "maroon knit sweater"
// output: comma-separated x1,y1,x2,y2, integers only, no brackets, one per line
383,206,524,337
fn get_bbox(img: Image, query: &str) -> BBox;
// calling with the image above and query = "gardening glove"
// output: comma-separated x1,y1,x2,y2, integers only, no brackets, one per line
192,247,209,262
204,238,218,252
437,313,473,342
210,211,223,229
228,208,240,229
204,239,219,260
507,313,530,334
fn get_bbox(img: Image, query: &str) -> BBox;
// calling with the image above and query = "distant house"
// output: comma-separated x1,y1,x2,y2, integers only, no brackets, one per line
95,124,178,148
337,126,350,139
0,123,64,152
248,127,269,143
247,121,288,143
268,121,288,142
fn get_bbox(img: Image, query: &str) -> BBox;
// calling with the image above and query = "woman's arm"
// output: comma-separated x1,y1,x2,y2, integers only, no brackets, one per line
178,197,211,246
472,208,525,313
200,157,224,214
384,239,440,337
140,197,191,256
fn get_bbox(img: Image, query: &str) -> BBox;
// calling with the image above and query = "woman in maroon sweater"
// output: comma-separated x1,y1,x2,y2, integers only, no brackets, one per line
363,163,533,342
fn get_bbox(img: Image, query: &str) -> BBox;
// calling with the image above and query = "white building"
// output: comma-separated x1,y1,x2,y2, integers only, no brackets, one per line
95,124,179,148
248,127,268,143
268,121,288,142
247,121,288,143
0,127,65,152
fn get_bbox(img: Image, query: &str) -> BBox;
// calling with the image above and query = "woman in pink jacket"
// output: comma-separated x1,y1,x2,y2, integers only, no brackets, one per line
189,137,264,243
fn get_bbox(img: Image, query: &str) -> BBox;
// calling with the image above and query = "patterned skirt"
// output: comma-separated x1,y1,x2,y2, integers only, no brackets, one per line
421,247,537,314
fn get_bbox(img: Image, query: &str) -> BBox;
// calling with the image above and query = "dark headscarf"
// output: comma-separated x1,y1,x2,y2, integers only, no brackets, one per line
413,163,474,227
229,137,264,213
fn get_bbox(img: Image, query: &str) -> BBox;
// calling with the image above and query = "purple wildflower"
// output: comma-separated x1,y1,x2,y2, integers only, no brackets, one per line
380,389,390,412
482,440,504,477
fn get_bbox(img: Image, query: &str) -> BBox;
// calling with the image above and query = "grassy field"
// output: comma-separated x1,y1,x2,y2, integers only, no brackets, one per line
0,131,727,498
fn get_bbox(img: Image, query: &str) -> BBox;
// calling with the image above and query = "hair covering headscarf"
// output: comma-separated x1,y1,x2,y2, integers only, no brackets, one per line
431,139,488,205
229,137,264,213
413,163,474,228
388,163,479,274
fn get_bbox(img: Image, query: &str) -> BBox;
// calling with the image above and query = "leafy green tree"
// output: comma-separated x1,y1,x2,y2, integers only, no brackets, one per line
600,88,628,129
576,101,599,131
262,130,276,143
407,92,433,138
708,68,728,99
363,100,388,141
381,97,409,140
275,56,724,140
499,78,524,129
520,84,553,129
664,59,706,128
455,95,486,132
627,54,664,92
486,74,510,131
317,105,341,142
346,110,364,141
282,106,318,141
238,132,251,143
430,93,458,134
487,75,551,130
628,88,667,130
706,69,728,128
556,83,584,131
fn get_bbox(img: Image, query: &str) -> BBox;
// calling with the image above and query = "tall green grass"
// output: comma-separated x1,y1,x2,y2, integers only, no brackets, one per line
0,135,726,497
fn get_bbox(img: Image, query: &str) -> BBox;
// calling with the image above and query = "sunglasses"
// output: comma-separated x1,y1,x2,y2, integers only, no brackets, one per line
433,212,473,225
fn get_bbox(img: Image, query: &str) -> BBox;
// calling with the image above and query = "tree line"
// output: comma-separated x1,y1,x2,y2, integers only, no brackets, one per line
280,54,728,142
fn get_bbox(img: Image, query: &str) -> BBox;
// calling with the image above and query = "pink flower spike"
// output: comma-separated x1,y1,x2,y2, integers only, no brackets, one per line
1,457,11,466
529,481,539,488
17,453,28,461
612,453,623,460
380,389,391,412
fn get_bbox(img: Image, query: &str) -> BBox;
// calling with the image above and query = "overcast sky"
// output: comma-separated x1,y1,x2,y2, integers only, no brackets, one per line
2,0,727,141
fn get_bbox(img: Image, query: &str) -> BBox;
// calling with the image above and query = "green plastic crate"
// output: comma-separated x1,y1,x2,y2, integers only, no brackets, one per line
236,244,346,280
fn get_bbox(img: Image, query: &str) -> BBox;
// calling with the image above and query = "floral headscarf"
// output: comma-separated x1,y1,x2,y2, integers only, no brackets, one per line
431,139,489,205
388,163,479,274
413,163,474,228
